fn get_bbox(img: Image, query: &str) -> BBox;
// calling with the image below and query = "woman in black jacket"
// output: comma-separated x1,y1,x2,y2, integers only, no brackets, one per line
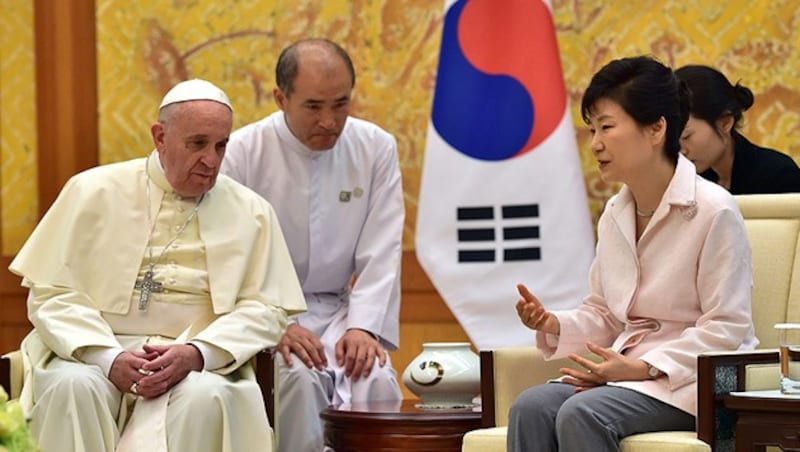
676,64,800,194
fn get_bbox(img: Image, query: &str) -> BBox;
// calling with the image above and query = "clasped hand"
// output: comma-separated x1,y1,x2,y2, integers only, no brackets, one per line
278,324,386,381
109,343,203,399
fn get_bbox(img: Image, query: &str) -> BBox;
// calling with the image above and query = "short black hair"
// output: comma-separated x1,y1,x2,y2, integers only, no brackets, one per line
581,55,689,164
275,38,356,98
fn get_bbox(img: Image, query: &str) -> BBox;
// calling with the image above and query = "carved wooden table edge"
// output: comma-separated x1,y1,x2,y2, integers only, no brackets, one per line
723,393,800,451
321,399,482,451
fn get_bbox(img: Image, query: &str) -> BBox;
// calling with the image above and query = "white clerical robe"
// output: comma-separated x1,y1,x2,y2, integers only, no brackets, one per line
10,152,307,452
222,111,404,349
223,112,404,452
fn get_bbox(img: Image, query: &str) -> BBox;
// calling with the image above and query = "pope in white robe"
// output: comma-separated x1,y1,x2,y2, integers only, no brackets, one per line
9,79,306,452
221,39,404,452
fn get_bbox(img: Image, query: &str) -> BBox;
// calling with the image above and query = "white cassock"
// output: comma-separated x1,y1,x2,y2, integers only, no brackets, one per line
10,153,306,452
223,111,404,452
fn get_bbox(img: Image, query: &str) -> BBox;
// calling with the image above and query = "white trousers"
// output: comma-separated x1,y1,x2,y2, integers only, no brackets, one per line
277,298,402,452
29,357,273,452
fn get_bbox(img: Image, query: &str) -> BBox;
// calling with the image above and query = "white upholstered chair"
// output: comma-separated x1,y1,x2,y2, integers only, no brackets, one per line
462,193,800,452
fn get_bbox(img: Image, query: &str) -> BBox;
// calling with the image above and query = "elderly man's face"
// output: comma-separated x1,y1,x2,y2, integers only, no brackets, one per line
151,100,232,198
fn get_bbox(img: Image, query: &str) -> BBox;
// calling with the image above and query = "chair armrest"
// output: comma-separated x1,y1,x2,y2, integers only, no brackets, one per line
480,347,585,427
0,355,9,398
696,348,779,449
254,349,276,428
1,350,23,399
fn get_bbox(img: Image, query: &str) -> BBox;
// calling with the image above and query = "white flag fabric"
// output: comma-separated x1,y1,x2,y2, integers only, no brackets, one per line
416,0,595,349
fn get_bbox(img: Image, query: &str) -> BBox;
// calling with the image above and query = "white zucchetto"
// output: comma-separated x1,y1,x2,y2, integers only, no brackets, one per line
159,79,232,111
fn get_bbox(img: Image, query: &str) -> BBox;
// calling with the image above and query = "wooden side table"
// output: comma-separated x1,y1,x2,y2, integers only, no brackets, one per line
723,392,800,451
320,399,482,451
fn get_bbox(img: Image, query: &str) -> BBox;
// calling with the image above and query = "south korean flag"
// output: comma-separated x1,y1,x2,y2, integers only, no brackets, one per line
416,0,595,349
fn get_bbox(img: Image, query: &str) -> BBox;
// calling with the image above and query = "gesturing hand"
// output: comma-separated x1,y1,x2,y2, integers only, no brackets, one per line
335,329,386,382
278,323,327,370
515,284,560,335
560,342,652,390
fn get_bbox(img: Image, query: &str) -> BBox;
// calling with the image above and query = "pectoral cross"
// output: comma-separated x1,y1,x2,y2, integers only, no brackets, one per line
134,269,163,311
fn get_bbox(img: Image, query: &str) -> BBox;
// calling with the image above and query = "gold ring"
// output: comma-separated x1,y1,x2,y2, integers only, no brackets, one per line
138,368,153,376
130,382,139,395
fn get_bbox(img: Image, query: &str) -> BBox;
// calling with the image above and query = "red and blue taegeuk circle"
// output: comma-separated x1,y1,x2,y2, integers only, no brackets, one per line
431,0,567,161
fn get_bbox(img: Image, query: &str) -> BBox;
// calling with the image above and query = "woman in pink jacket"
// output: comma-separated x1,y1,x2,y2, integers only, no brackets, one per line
507,55,757,452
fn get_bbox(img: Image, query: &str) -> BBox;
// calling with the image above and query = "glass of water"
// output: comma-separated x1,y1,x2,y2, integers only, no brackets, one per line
776,323,800,394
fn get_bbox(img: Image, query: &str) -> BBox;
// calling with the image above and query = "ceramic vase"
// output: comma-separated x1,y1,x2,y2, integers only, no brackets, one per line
401,342,480,407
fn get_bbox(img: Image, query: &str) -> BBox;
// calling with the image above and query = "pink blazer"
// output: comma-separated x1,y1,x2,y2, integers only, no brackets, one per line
538,155,757,415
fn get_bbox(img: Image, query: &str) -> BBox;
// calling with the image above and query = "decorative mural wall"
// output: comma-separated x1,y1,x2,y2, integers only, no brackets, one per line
0,0,37,255
3,0,800,253
95,0,443,250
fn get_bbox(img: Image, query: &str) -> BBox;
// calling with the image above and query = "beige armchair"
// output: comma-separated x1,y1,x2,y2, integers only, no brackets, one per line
463,193,800,452
0,349,21,400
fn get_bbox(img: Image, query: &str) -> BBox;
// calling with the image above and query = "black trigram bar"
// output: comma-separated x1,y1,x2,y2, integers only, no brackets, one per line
504,247,541,261
458,228,495,241
459,249,495,262
502,204,539,219
503,226,539,240
457,206,494,220
457,204,541,262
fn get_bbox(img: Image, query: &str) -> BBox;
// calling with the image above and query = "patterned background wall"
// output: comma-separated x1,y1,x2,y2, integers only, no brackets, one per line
0,0,37,255
3,0,800,253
